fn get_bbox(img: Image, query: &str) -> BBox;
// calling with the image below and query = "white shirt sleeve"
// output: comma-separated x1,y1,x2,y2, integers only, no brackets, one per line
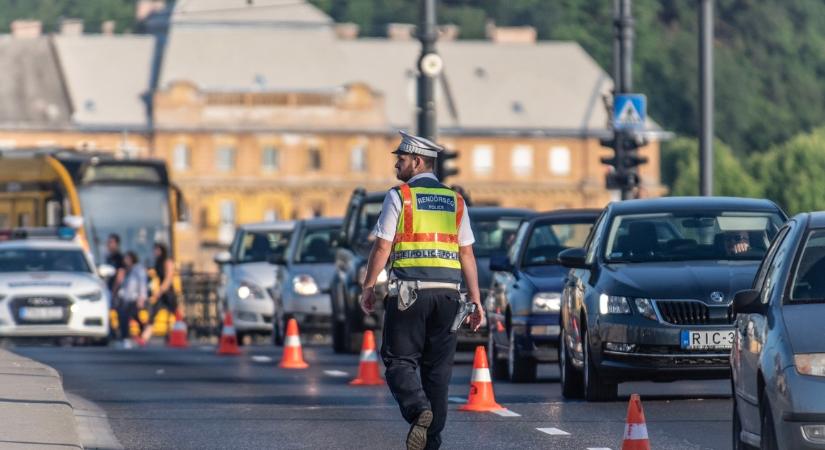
458,204,475,247
372,190,400,242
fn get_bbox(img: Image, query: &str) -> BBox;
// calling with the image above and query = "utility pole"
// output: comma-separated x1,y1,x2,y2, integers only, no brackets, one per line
699,0,714,196
417,0,438,145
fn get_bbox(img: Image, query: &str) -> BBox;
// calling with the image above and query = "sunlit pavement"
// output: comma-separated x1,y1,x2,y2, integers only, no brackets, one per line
15,341,732,450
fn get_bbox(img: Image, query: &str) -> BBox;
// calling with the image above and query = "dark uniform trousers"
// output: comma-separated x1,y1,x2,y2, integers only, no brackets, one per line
381,288,460,450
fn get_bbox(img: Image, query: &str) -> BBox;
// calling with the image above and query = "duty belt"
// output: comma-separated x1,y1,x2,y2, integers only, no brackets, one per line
388,279,461,311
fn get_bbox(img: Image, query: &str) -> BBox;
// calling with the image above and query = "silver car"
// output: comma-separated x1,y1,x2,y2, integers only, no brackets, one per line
0,237,111,342
271,217,342,345
214,221,295,342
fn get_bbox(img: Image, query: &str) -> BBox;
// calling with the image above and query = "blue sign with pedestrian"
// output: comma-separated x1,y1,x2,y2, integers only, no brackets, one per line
613,94,646,131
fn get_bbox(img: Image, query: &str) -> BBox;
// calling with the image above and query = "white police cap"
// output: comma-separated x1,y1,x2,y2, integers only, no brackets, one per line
393,130,444,158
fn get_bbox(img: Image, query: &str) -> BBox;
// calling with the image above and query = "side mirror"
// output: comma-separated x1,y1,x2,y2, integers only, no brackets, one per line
558,248,588,269
267,253,287,265
97,264,116,279
214,251,233,265
733,289,765,315
489,254,513,272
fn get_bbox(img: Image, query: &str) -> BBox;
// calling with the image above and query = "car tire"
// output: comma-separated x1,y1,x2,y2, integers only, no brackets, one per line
760,396,778,450
582,329,618,402
508,331,537,383
236,331,247,346
560,337,584,399
733,396,756,450
488,325,508,381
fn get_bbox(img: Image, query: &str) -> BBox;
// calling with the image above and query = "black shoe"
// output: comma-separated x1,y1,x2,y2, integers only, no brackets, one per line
406,410,433,450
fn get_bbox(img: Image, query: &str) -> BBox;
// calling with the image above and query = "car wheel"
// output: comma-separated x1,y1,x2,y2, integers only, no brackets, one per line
508,330,537,383
236,331,247,346
560,335,584,399
344,313,362,354
733,396,756,450
760,396,778,450
582,329,618,402
488,324,508,380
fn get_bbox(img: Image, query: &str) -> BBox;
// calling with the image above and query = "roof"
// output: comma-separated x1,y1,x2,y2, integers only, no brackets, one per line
171,0,332,27
798,212,825,229
609,197,785,215
300,217,343,228
468,207,534,219
52,35,154,130
530,208,602,222
239,220,297,232
0,36,71,128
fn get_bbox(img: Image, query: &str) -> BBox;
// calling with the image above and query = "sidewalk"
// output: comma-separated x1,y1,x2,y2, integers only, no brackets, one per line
0,348,82,449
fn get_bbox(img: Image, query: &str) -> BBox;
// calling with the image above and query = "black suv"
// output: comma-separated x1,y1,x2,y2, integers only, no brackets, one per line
558,197,786,401
330,189,388,353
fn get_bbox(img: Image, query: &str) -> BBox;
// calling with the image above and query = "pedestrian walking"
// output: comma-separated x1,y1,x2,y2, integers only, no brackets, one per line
141,243,178,343
117,251,147,348
360,131,484,450
104,234,126,340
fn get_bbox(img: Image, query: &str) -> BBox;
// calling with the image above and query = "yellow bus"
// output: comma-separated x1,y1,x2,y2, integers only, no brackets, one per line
0,149,186,334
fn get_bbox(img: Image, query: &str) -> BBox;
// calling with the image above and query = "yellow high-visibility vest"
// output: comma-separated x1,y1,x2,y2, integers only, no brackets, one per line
391,181,465,283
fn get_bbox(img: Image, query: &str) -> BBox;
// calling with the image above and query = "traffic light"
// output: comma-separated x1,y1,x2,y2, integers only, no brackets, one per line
600,131,648,198
436,149,459,182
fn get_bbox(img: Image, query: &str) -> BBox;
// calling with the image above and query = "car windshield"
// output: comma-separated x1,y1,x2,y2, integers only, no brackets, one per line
0,248,91,273
471,217,524,258
294,226,338,264
603,211,784,263
237,230,291,263
522,220,594,266
790,229,825,302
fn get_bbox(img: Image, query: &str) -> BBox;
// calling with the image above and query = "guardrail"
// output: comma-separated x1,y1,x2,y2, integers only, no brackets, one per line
180,272,222,339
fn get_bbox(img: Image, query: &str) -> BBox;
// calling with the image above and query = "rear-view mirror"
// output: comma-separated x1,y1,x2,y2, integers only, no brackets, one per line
558,248,588,269
489,254,513,272
733,289,765,315
213,251,233,265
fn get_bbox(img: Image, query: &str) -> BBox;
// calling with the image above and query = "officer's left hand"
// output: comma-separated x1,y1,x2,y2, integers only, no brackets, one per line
360,286,376,314
467,303,484,332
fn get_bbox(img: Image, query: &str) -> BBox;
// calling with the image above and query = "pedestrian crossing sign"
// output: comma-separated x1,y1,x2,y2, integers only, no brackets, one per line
613,94,646,131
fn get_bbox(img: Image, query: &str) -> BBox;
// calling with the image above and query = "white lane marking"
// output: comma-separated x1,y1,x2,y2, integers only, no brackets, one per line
448,396,465,403
491,408,520,417
155,369,165,375
323,370,350,377
536,427,570,436
251,355,273,363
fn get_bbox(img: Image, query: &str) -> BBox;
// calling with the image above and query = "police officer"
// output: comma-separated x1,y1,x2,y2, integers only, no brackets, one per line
360,131,484,450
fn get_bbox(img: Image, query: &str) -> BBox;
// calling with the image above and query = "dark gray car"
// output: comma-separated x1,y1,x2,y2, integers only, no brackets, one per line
732,211,825,450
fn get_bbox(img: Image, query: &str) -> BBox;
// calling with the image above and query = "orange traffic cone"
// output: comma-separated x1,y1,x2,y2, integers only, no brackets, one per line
168,310,189,348
216,311,241,356
350,330,383,385
621,394,651,450
279,318,308,369
495,307,505,333
459,346,503,412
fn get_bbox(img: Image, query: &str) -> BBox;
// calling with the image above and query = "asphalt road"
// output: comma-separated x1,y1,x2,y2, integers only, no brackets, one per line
15,340,733,450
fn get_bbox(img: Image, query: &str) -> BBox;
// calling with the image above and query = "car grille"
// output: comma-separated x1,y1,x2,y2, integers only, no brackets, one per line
10,296,72,325
606,352,730,367
655,300,734,325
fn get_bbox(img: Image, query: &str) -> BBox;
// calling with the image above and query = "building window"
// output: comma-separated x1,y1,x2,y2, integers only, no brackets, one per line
549,146,571,176
264,209,278,222
350,146,367,172
262,146,280,171
218,200,236,246
173,143,190,171
216,146,236,172
308,147,322,171
473,145,493,175
511,145,533,176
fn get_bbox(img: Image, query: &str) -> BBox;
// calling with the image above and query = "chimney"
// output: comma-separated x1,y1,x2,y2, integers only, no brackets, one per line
334,22,359,40
60,18,84,36
487,25,537,44
386,23,415,41
11,20,42,39
438,24,460,41
136,0,166,22
102,20,116,35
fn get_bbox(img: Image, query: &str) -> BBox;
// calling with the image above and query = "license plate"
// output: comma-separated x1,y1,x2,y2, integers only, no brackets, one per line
20,307,63,321
680,330,735,350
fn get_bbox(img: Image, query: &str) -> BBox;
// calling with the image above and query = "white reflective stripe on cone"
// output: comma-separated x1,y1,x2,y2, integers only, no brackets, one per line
360,350,378,362
624,423,649,440
285,335,302,347
222,326,235,335
471,368,492,383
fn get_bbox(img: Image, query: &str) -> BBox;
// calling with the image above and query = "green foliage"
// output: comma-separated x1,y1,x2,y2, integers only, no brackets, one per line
661,137,762,198
0,0,136,33
753,127,825,215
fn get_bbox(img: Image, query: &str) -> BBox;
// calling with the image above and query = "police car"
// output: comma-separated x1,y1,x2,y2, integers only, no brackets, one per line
0,229,111,342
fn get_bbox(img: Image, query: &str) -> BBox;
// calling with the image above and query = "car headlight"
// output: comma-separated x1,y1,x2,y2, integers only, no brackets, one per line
532,292,561,313
237,281,266,300
599,294,631,315
634,298,657,320
293,275,320,296
795,353,825,377
78,290,103,302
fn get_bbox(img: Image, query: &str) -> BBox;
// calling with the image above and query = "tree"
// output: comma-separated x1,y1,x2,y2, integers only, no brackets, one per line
661,137,762,198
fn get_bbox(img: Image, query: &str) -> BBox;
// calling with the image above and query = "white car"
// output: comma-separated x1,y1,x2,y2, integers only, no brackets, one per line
0,238,110,342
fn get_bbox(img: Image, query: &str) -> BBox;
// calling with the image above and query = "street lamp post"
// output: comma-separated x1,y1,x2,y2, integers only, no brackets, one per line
699,0,714,196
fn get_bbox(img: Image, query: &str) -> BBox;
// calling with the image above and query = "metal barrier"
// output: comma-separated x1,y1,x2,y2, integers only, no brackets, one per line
180,272,222,339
